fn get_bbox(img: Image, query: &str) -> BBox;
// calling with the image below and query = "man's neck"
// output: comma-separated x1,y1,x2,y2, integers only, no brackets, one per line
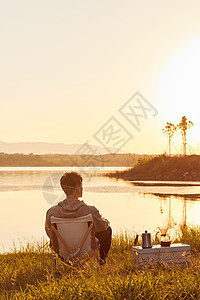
67,196,79,201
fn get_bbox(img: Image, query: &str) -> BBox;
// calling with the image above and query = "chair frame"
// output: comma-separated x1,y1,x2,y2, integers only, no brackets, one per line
50,215,99,268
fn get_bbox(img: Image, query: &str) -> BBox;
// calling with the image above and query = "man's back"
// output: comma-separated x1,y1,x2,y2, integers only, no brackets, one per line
45,198,109,238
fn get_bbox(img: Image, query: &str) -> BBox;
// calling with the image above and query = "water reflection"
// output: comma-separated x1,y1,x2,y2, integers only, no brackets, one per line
145,192,200,231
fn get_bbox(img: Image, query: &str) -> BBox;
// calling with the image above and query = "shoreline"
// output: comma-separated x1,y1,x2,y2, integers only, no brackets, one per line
107,155,200,182
130,181,200,186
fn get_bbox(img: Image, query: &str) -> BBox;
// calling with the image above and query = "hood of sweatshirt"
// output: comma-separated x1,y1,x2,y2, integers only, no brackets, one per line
57,198,90,218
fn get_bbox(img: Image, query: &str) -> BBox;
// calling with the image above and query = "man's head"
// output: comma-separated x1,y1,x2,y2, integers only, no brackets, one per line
60,172,83,198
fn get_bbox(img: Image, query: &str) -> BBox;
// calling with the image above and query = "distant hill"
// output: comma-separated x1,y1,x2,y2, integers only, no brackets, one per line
0,141,121,155
108,155,200,181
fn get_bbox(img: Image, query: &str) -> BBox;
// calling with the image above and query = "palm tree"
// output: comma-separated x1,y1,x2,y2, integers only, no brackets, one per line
162,122,177,156
177,116,193,156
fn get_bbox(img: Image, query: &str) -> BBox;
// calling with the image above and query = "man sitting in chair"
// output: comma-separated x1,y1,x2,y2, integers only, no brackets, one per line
45,172,112,264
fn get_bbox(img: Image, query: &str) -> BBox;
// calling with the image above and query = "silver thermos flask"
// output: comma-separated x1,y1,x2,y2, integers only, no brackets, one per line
142,230,152,249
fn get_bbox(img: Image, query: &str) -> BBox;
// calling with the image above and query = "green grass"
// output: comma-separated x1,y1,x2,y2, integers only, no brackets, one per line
1,226,200,299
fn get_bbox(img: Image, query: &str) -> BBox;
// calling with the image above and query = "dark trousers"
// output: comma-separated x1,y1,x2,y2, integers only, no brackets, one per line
95,226,112,261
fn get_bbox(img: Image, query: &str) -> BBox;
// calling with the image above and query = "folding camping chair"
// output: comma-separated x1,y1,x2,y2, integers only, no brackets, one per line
50,214,99,268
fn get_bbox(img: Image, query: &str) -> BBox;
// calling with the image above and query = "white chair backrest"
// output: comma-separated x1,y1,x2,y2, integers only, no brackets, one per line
51,214,93,259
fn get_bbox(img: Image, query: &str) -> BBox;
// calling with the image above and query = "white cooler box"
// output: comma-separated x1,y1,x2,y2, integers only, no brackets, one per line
133,243,191,266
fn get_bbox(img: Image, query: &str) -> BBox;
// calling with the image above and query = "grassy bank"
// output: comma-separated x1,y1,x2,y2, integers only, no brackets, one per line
1,226,200,299
108,155,200,181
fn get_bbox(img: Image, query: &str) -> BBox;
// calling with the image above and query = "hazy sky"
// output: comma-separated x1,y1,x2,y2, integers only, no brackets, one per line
1,0,200,154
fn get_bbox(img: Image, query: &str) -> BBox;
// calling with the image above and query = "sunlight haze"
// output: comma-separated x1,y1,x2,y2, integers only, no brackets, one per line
1,0,200,154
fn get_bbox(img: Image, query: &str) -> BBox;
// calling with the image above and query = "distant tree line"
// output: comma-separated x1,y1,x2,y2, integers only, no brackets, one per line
0,153,143,167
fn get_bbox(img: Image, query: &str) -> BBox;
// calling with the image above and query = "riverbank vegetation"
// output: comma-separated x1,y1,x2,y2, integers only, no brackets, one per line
1,226,200,299
108,154,200,181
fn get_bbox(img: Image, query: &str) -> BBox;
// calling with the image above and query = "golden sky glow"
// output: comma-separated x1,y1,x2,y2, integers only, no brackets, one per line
1,1,200,154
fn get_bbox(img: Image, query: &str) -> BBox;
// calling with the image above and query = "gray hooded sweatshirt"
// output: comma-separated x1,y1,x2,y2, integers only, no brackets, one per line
45,198,110,238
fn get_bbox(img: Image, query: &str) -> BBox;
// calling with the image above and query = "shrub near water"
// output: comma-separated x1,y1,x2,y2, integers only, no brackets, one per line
1,228,200,299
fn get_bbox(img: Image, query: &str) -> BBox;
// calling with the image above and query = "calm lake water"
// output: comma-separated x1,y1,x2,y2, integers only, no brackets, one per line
1,167,200,253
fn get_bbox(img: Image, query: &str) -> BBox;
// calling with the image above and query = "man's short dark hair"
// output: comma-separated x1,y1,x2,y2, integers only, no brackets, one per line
60,172,83,196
